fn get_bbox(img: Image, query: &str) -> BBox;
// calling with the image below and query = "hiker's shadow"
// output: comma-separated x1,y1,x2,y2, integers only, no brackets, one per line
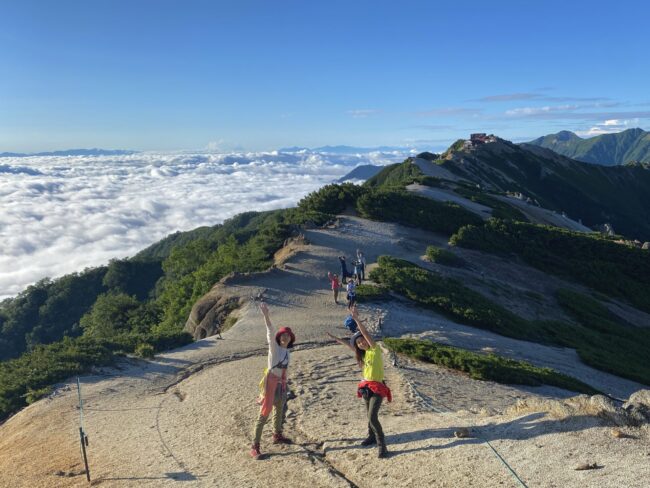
386,429,483,456
387,412,607,457
320,427,462,455
318,412,607,458
479,412,602,442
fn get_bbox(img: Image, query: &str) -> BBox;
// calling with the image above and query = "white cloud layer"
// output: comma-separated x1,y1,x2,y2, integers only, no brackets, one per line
575,118,640,136
0,150,407,299
505,104,579,116
346,109,381,118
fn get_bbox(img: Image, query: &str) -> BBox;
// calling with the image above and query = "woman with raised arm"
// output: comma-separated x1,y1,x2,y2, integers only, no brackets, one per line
349,305,391,458
250,302,295,459
356,249,366,282
327,271,341,304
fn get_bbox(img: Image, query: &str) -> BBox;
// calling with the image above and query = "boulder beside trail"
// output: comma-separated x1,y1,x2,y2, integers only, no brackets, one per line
184,294,242,340
623,389,650,426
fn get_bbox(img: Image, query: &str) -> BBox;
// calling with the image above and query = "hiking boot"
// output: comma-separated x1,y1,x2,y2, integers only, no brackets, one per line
360,435,376,446
249,443,262,459
272,433,292,444
377,441,388,459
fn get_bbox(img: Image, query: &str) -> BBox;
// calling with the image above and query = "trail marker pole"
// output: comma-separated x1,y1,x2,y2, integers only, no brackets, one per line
76,377,91,483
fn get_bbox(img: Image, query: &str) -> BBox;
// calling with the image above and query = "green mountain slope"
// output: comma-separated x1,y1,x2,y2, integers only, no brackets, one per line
434,138,650,240
528,128,650,165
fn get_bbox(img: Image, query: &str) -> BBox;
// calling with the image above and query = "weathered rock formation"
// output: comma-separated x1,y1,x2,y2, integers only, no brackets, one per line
623,389,650,426
184,294,242,340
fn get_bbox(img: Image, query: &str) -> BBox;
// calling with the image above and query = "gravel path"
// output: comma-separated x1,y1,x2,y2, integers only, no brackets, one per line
406,183,493,219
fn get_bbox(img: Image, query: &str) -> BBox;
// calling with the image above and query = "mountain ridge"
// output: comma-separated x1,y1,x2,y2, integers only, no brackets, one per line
336,164,384,181
527,128,650,165
433,136,650,240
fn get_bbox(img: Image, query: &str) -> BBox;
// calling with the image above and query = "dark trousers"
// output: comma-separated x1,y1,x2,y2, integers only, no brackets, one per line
253,382,287,444
362,390,384,441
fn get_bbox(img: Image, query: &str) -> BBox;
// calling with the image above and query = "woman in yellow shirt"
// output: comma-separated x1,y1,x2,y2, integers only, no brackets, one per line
349,306,391,458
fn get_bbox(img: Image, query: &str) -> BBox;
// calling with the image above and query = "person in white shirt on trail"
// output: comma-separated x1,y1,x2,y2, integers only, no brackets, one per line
346,280,356,310
356,249,366,282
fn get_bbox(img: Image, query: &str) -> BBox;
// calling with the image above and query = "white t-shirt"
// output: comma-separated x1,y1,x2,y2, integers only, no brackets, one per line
267,323,290,376
347,281,356,295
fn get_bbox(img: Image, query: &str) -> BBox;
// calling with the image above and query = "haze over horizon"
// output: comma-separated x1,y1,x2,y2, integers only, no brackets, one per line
2,0,649,153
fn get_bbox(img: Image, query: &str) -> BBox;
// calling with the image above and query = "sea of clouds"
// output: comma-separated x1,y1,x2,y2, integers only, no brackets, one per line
0,149,409,299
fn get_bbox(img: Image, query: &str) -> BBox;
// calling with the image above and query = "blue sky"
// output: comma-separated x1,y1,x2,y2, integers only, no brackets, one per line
1,0,649,152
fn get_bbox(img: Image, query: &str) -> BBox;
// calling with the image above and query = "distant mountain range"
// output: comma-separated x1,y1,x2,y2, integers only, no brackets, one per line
337,164,384,181
0,148,137,158
279,145,408,154
431,137,650,239
527,128,650,165
337,152,441,182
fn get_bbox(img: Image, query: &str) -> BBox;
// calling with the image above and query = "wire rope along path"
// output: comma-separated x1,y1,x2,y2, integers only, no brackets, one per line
391,356,529,488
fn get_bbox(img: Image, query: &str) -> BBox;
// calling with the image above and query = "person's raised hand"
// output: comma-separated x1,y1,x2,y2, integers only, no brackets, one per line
351,304,359,319
259,302,269,316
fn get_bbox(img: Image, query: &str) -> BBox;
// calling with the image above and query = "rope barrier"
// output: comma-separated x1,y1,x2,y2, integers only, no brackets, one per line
374,308,529,488
393,358,528,488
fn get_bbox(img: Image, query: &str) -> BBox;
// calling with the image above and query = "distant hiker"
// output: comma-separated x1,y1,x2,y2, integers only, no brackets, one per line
352,260,361,283
338,256,349,284
356,249,366,281
327,271,340,304
250,302,295,459
346,280,356,310
349,305,391,458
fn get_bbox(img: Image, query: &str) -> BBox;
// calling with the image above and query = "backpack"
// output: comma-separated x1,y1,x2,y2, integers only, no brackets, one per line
344,315,358,333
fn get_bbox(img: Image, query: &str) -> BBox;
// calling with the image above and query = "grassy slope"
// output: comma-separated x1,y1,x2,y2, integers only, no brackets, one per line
370,256,650,386
385,338,598,394
450,219,650,313
364,159,424,188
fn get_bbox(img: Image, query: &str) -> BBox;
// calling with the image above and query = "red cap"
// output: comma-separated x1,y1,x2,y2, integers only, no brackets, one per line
275,327,295,348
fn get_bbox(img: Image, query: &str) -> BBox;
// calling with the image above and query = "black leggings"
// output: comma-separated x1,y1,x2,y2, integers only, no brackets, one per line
362,390,384,441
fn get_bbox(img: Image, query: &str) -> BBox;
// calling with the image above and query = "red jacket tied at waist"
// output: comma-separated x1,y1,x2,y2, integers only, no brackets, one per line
260,370,286,417
357,380,392,402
